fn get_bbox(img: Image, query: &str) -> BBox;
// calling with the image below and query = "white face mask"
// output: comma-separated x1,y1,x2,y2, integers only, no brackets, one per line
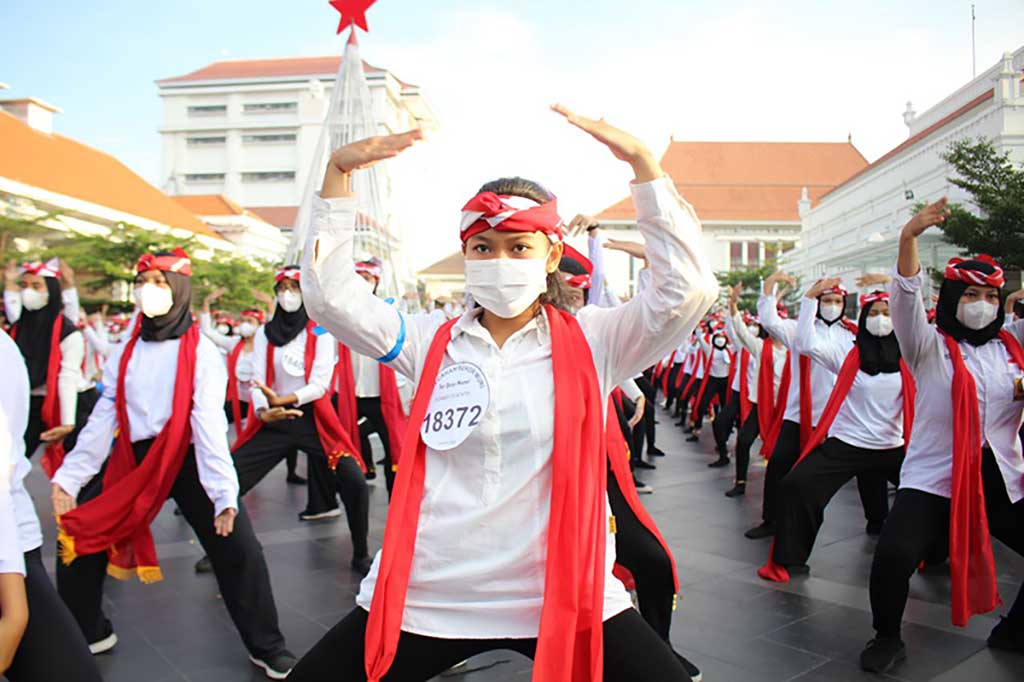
747,325,760,337
464,257,550,319
865,315,893,337
137,283,174,318
216,323,231,335
278,290,303,313
819,303,843,323
21,287,49,311
713,337,727,349
956,300,998,330
237,322,258,338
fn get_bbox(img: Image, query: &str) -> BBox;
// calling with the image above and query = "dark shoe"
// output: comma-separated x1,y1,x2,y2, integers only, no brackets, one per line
249,651,298,680
866,520,884,537
173,506,183,516
683,426,694,434
634,478,654,494
744,521,777,539
364,469,378,481
988,616,1024,653
648,446,666,457
686,434,700,443
88,630,118,655
785,563,810,575
635,460,657,470
675,420,687,427
194,555,213,574
674,651,702,682
298,508,341,522
708,456,730,468
351,555,373,576
860,636,906,673
725,483,746,497
286,472,307,485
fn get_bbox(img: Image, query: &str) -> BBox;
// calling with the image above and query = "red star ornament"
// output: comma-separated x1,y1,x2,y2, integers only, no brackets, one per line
329,0,377,34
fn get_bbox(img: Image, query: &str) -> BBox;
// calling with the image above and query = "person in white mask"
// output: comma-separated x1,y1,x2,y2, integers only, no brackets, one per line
860,198,1024,674
292,105,718,682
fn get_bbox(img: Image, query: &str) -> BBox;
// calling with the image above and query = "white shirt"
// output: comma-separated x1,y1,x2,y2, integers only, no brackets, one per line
1,330,38,575
890,271,1024,502
699,335,731,378
301,176,718,638
681,341,699,373
249,326,335,411
199,313,256,402
758,294,856,424
727,312,786,406
353,350,381,398
52,333,240,517
619,378,643,403
794,297,906,450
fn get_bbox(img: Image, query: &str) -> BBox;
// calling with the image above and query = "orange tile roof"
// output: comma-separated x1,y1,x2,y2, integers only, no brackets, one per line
247,205,298,228
597,141,868,223
420,251,464,276
158,56,417,89
173,194,247,217
0,111,221,239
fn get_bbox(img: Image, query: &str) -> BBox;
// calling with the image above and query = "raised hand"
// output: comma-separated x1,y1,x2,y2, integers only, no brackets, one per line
763,271,796,296
565,214,600,238
1005,288,1024,315
805,277,842,300
58,260,76,289
329,130,423,175
855,273,892,289
551,104,661,183
4,260,18,289
902,198,949,239
603,239,647,260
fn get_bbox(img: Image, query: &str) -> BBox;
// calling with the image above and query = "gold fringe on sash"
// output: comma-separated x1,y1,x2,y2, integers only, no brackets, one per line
106,563,164,584
56,526,77,566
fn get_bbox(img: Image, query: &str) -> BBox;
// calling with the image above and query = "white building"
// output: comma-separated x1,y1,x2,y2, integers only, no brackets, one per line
594,140,868,296
172,194,289,261
783,47,1024,296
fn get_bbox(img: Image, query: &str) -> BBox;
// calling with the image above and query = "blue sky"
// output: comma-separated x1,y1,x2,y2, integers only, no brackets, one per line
3,1,1022,267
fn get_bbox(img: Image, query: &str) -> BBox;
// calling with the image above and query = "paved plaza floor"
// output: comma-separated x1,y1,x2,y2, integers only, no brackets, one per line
23,406,1024,681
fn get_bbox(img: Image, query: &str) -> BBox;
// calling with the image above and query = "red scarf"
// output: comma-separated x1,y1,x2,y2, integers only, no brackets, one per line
57,322,200,583
758,340,792,457
680,346,709,397
11,317,66,478
232,322,363,472
225,340,247,433
943,329,1024,625
605,396,679,595
334,343,408,469
797,320,859,448
659,350,677,394
738,349,752,423
758,347,915,583
365,307,608,682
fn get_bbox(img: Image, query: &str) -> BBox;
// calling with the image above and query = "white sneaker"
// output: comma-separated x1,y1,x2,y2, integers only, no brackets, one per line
298,508,342,522
89,632,118,655
634,480,654,495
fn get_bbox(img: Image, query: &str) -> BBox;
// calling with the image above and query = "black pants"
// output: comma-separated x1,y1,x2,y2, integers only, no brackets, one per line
870,448,1024,637
775,438,904,566
762,420,890,526
608,475,675,639
733,407,760,483
663,364,684,411
290,606,688,681
6,549,101,682
675,376,699,424
358,396,395,494
224,400,299,477
712,393,742,452
233,407,369,558
693,376,728,429
23,388,98,459
635,375,658,454
56,441,287,658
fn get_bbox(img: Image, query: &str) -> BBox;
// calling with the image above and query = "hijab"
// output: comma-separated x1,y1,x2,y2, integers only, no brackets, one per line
935,259,1005,347
140,270,194,342
856,297,901,375
15,276,77,388
264,267,309,347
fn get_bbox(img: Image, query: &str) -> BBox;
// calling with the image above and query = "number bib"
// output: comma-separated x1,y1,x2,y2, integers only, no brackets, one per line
421,362,490,451
280,345,306,378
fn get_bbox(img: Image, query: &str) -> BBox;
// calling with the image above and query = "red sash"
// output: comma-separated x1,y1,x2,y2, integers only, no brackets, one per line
758,341,792,457
659,350,677,394
334,343,409,469
797,320,858,448
12,317,67,478
738,349,752,423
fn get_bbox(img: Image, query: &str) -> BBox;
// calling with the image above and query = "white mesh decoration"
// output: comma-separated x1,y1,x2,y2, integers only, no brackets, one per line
286,34,400,296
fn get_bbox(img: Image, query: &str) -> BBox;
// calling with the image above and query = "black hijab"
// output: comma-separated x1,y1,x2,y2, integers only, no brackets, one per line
856,298,901,375
264,268,309,347
15,276,77,388
140,270,194,342
816,292,848,326
935,259,1005,347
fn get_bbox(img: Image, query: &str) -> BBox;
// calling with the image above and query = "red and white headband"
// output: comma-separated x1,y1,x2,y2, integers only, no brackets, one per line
820,283,848,297
137,248,192,277
944,255,1004,288
859,291,890,306
460,192,563,244
21,258,60,278
275,267,301,283
561,243,593,290
355,260,383,281
241,309,266,324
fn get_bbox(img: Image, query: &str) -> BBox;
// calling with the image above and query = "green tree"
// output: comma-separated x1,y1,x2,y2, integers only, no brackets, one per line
715,264,801,314
940,138,1024,269
192,255,277,311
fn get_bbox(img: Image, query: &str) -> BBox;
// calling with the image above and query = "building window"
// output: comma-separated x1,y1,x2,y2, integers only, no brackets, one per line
730,242,743,270
187,105,227,117
186,135,226,146
184,173,225,183
747,242,761,268
243,102,298,114
242,133,297,144
241,171,295,183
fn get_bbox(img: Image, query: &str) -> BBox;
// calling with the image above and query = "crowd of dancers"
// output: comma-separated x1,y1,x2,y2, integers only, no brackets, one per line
1,105,1022,681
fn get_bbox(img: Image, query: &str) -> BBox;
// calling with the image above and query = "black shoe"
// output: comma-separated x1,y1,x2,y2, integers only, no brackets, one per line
860,636,906,673
686,434,699,443
365,469,378,481
673,651,702,682
708,456,730,468
194,555,213,574
866,520,884,537
173,507,183,516
675,420,687,427
298,508,341,522
648,446,666,457
249,651,298,680
683,426,694,434
725,483,746,498
351,555,373,576
744,521,777,539
988,616,1024,653
286,472,307,485
635,460,657,470
785,563,810,575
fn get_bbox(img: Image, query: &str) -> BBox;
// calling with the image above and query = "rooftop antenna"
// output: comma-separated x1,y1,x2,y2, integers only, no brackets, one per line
971,4,977,78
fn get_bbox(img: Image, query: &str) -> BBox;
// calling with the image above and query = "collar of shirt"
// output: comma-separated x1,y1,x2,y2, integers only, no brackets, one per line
452,307,551,351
